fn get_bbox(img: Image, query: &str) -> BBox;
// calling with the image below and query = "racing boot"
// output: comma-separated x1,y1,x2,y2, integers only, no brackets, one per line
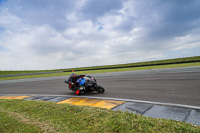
76,90,80,95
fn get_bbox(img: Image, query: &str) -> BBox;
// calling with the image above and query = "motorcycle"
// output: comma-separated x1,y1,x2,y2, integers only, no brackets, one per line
64,75,105,95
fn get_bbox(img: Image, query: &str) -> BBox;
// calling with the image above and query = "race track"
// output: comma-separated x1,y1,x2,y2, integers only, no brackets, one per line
1,67,200,106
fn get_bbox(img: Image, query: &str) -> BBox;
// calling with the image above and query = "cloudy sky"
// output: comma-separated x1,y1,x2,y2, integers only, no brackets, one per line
0,0,200,70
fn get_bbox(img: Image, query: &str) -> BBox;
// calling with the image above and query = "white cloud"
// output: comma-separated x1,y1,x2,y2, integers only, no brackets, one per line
0,0,200,70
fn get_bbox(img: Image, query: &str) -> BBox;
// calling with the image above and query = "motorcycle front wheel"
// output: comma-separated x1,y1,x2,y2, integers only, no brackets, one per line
95,85,105,93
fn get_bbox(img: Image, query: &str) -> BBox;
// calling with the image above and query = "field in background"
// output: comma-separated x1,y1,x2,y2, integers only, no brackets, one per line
0,56,200,81
61,56,200,72
0,70,58,75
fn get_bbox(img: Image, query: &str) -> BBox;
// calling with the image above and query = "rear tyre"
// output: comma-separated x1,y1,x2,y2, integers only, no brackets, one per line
95,85,105,93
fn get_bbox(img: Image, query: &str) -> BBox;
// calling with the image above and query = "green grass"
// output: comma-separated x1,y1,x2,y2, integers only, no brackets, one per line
0,99,199,133
60,56,200,72
0,111,41,133
0,62,200,81
0,70,59,75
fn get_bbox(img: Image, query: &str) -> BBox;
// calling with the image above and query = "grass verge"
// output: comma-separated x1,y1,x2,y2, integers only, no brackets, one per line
0,62,200,81
0,70,59,75
0,99,199,133
0,110,40,133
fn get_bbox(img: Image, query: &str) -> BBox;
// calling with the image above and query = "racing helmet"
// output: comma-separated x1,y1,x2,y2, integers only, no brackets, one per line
70,73,77,78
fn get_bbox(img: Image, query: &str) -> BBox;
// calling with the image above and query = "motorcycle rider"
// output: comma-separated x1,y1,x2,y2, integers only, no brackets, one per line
67,73,86,94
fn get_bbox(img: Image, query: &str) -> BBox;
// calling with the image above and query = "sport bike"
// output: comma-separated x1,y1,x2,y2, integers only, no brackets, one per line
64,75,105,95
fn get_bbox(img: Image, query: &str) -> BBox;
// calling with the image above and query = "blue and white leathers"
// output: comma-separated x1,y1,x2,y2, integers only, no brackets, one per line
77,78,86,86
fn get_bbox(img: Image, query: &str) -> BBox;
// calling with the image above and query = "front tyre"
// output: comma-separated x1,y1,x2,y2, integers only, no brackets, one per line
95,85,105,93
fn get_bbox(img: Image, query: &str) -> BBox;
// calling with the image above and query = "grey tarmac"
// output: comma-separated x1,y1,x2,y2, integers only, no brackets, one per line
0,67,200,106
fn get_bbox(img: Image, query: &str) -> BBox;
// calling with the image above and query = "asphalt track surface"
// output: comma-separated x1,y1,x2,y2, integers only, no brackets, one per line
1,67,200,106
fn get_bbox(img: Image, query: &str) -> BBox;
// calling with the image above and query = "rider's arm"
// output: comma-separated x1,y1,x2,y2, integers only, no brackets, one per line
68,77,74,84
